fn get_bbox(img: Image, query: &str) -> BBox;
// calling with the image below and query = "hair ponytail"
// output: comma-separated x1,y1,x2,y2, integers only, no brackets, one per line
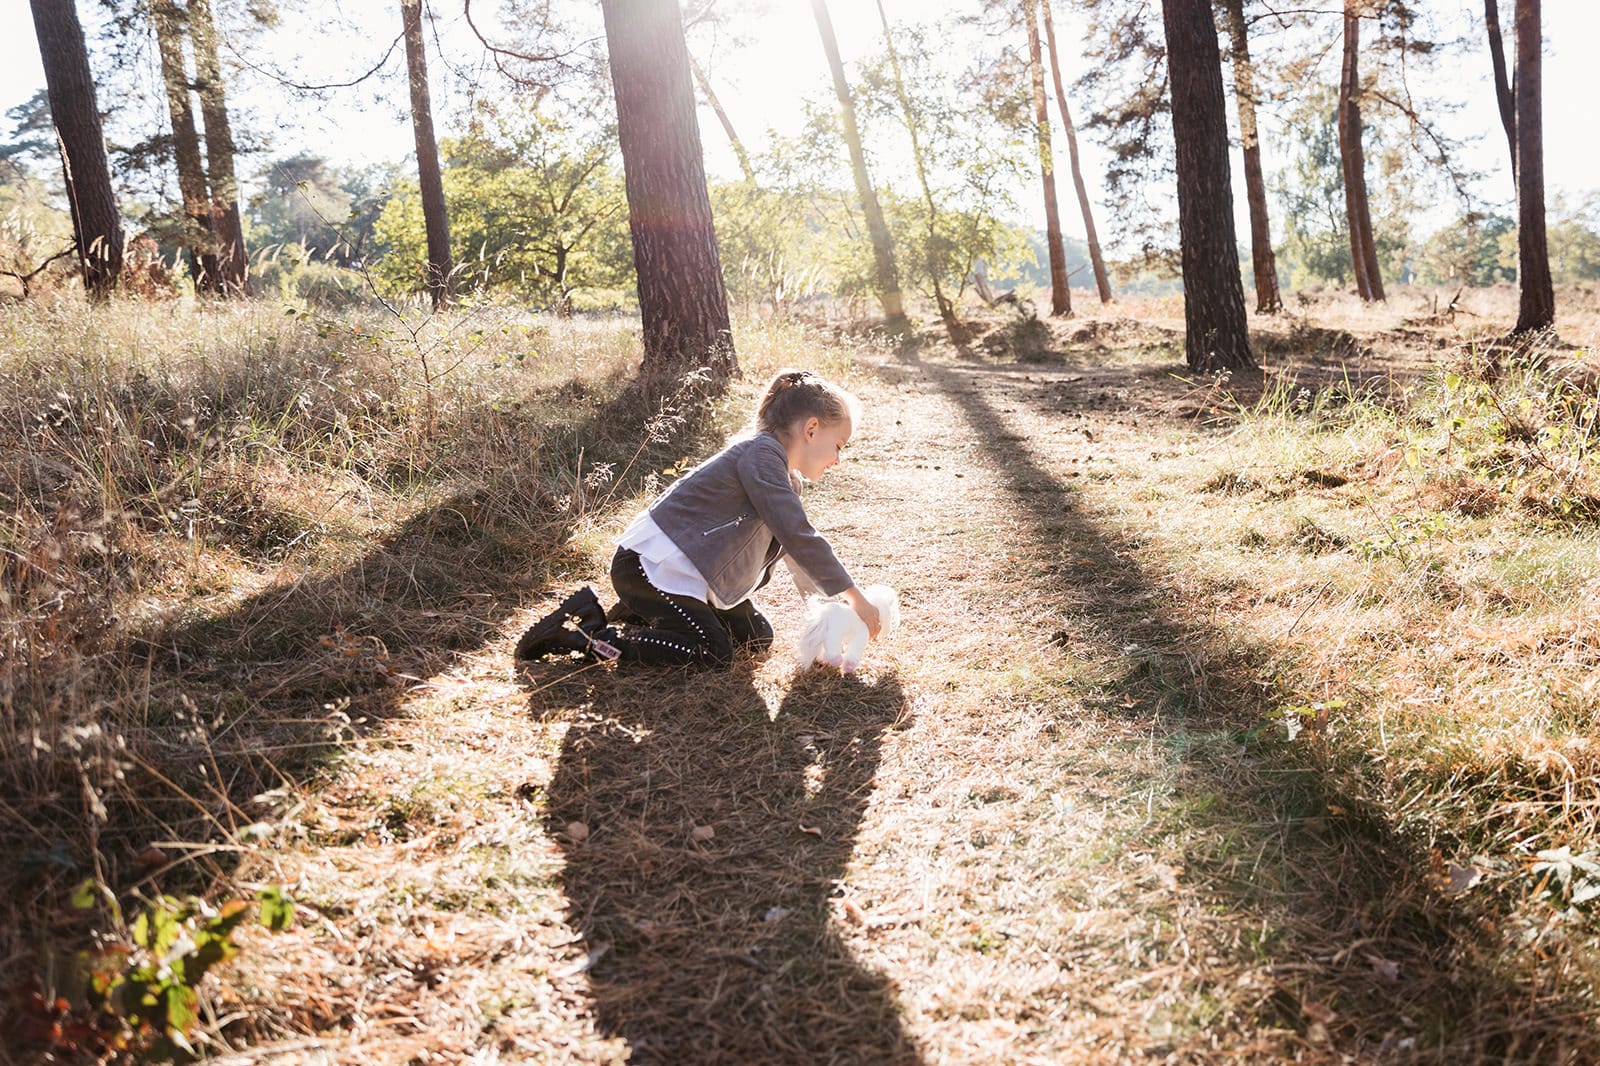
756,369,860,434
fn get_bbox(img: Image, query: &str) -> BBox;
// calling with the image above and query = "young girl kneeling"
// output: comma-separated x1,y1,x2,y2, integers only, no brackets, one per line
515,369,881,669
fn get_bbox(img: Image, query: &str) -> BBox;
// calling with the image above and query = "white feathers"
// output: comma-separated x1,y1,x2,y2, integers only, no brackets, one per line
795,584,900,673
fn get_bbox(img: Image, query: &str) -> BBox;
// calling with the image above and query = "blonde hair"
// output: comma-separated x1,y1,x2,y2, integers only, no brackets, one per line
756,369,861,435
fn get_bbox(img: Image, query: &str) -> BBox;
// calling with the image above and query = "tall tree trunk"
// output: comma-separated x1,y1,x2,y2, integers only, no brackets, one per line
602,0,736,388
1041,0,1111,305
1512,0,1553,333
689,55,755,185
1484,0,1516,179
28,0,123,299
1159,0,1255,372
874,0,956,334
1338,2,1384,302
1218,0,1281,313
401,0,454,311
189,0,249,295
1025,0,1071,317
810,0,906,328
151,0,218,294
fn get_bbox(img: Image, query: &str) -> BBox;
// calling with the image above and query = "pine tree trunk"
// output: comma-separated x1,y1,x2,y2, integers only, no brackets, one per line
689,56,755,185
874,0,957,333
189,0,249,295
152,0,218,294
1512,0,1553,333
1338,3,1384,302
1218,0,1281,313
1485,0,1517,179
401,0,454,311
602,0,736,389
1159,0,1255,372
29,0,123,299
1041,0,1111,305
1026,0,1071,317
810,0,906,328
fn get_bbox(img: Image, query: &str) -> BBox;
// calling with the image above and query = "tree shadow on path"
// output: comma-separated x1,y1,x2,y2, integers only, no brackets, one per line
896,346,1596,1062
539,664,921,1065
16,386,693,897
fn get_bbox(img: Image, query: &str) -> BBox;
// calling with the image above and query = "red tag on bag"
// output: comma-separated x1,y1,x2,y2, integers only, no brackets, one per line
589,636,622,661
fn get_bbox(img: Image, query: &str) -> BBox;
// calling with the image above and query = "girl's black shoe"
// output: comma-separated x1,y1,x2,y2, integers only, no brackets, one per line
515,587,606,661
527,624,622,662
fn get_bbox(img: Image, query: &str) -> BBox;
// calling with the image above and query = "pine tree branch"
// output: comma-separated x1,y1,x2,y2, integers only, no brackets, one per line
221,29,404,91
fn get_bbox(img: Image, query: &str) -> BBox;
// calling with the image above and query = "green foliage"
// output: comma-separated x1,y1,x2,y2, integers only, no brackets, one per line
865,21,1033,309
1406,357,1600,523
372,97,632,311
253,244,372,308
65,883,295,1058
1271,88,1414,289
771,19,1031,314
1531,846,1600,907
1413,212,1517,286
759,117,883,309
247,153,400,267
1548,191,1600,283
710,179,830,310
1355,512,1452,561
1,89,56,170
1410,196,1600,288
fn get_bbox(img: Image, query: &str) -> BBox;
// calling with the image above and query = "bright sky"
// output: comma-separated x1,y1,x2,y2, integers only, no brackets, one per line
4,0,1597,243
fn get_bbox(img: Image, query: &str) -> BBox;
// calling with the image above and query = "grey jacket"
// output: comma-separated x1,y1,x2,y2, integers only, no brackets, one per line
647,431,854,606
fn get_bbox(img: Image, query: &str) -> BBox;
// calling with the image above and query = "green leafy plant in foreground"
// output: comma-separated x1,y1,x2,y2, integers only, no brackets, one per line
1530,847,1600,908
35,883,296,1059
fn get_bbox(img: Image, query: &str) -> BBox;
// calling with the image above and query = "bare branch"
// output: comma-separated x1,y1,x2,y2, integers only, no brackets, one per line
221,28,405,91
0,243,78,296
1365,87,1474,205
461,0,596,88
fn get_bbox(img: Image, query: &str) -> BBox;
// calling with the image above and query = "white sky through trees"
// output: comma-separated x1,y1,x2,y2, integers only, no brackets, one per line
4,0,1597,249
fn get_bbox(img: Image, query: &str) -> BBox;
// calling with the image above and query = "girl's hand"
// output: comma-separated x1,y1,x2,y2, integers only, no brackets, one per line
841,586,883,640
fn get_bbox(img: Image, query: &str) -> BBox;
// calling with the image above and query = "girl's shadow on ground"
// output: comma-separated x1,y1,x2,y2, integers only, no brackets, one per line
538,663,921,1065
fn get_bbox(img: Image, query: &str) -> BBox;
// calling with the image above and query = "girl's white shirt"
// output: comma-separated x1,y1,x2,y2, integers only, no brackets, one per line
617,508,748,610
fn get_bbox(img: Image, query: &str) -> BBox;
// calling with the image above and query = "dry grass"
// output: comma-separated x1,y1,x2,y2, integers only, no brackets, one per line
5,285,1600,1063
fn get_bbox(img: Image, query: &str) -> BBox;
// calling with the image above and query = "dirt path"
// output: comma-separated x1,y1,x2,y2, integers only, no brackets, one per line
226,337,1473,1063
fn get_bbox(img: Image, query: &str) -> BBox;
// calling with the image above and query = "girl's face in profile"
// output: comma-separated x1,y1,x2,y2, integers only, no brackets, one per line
785,414,852,481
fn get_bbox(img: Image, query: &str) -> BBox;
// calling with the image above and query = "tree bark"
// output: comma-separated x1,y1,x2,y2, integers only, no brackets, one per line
1218,0,1281,313
151,0,218,294
1484,0,1516,179
1159,0,1255,372
1512,0,1553,333
401,0,454,311
189,0,249,295
874,0,956,333
28,0,123,299
810,0,906,328
1026,0,1071,317
602,0,736,388
1041,0,1111,305
689,55,755,185
1338,2,1384,302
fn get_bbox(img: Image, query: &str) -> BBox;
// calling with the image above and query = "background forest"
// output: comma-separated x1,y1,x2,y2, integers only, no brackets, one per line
4,0,1597,318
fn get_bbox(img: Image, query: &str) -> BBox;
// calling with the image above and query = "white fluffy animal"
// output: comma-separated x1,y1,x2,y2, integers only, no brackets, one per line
796,584,900,673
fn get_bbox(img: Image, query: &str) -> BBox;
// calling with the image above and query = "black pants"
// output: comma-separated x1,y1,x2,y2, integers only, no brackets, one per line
609,548,773,668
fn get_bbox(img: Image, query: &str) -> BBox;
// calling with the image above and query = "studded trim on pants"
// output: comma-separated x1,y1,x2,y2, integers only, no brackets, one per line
609,548,773,668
